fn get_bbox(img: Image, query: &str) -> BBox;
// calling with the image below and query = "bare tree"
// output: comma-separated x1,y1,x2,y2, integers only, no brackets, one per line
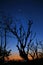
0,29,11,62
1,12,43,61
38,41,43,58
5,19,36,61
30,40,43,59
0,14,11,61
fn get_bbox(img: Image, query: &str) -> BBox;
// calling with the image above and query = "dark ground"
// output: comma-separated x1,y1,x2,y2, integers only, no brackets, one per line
0,58,43,65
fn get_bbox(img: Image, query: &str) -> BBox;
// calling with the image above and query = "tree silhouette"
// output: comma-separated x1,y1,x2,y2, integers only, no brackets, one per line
29,39,43,59
0,30,11,62
6,18,43,60
6,19,36,61
0,12,43,62
38,41,43,58
0,14,11,62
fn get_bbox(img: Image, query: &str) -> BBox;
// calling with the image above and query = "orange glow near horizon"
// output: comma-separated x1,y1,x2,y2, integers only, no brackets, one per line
5,52,42,61
5,53,33,61
5,53,23,61
9,53,23,61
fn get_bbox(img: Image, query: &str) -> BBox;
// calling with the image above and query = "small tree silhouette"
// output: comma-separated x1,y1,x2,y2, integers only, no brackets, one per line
30,40,43,59
0,30,11,62
38,41,43,58
0,14,11,62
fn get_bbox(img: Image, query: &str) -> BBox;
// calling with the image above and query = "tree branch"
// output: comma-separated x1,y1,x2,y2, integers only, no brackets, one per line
7,25,21,44
25,20,33,47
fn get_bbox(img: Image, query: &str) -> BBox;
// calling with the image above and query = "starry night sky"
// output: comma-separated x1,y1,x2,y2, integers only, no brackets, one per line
0,0,43,53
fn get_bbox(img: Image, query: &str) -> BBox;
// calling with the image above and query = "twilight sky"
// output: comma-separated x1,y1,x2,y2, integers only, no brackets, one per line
0,0,43,53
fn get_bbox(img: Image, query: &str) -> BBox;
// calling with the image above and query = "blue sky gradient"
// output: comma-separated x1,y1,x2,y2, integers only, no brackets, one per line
0,0,43,53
